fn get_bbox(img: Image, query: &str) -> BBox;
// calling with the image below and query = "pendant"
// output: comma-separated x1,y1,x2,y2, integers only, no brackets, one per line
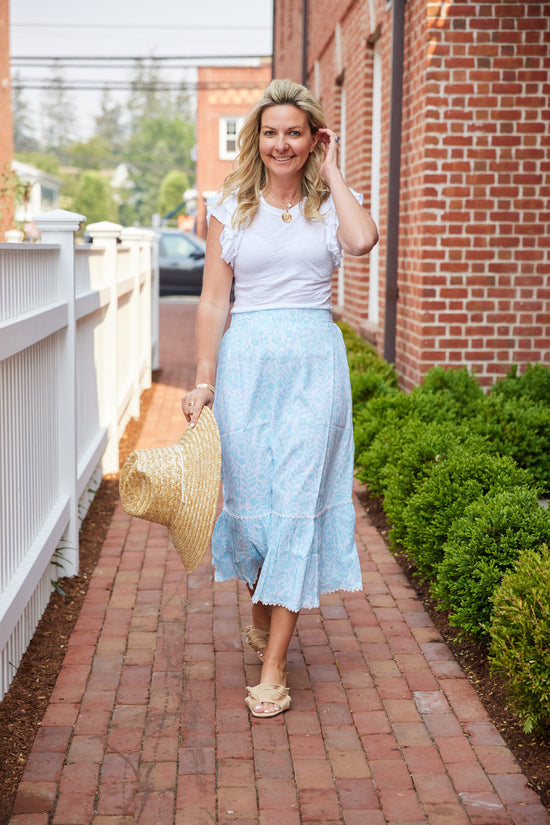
281,210,292,222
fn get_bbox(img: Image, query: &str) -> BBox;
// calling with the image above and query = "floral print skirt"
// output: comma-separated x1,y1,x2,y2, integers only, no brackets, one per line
212,309,362,611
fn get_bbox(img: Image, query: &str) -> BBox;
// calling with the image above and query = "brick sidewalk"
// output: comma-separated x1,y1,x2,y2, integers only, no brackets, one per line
9,301,550,825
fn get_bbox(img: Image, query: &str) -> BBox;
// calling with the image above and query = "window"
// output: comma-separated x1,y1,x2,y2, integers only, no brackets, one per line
40,184,57,208
219,117,245,160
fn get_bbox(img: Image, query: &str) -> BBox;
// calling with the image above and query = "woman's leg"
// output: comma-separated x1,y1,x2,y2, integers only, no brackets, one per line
249,605,299,714
247,578,272,633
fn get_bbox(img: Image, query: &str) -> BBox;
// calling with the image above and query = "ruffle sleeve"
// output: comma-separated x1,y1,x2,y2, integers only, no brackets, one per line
207,195,242,269
323,188,364,269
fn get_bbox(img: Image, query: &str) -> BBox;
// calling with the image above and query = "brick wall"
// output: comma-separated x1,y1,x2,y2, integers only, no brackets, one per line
274,0,391,349
399,0,550,388
273,0,550,390
0,0,14,238
195,63,272,238
273,0,304,82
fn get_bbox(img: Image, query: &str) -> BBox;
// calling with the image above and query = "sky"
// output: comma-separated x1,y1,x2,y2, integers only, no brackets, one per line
9,0,273,141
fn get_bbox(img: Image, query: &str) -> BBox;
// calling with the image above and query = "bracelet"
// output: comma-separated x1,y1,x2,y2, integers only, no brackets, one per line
195,383,215,396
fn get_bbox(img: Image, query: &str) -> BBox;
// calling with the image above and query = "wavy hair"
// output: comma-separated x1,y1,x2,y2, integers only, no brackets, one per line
219,78,330,229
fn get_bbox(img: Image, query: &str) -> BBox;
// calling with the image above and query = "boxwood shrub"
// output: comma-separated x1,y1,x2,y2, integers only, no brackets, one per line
355,369,486,498
381,419,479,549
473,394,550,494
397,449,535,577
337,321,399,408
433,488,550,641
490,362,550,406
489,544,550,733
339,327,550,729
411,365,485,420
354,392,414,493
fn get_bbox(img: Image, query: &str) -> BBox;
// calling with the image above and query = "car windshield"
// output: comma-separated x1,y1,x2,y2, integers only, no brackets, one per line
161,234,202,257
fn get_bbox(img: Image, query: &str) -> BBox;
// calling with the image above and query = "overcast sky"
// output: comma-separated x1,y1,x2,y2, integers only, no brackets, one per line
10,0,273,140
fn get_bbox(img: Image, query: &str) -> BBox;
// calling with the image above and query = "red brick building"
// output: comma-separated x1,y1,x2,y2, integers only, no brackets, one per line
274,0,550,389
195,62,272,239
0,0,14,237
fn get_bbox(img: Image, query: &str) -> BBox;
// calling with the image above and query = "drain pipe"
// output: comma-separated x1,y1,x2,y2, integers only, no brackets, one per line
272,0,276,78
383,0,406,364
302,0,309,86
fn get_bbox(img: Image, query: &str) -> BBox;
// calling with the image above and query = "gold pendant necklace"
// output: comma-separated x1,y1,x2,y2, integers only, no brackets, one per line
267,190,300,222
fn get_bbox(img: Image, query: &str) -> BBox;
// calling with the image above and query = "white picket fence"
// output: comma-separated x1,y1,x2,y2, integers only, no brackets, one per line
0,210,160,699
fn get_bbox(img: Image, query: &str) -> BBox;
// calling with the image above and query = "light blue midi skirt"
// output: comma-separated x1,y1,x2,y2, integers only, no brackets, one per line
212,309,362,611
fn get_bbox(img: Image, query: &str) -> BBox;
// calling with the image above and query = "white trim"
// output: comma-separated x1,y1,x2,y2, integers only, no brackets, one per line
369,43,382,324
337,86,347,309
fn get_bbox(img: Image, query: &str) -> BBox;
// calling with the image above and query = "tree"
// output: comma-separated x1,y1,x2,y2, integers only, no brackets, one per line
127,59,170,130
15,152,60,176
11,72,39,153
41,61,78,154
0,163,31,232
71,170,118,226
173,79,195,122
94,87,126,155
125,116,195,225
66,135,115,170
158,170,190,219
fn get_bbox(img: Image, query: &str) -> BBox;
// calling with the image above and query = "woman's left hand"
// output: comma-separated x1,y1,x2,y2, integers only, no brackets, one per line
317,128,379,256
181,385,215,428
317,128,340,176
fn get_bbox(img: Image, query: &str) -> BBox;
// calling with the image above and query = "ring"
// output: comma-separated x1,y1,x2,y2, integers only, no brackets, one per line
188,401,195,407
336,136,340,144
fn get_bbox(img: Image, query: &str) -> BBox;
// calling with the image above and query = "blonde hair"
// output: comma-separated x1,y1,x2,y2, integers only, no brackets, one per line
219,78,330,229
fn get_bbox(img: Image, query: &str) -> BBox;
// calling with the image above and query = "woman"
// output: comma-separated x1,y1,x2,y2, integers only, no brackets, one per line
182,79,378,718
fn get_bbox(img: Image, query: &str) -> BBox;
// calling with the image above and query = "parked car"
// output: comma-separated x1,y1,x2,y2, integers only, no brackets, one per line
154,228,206,296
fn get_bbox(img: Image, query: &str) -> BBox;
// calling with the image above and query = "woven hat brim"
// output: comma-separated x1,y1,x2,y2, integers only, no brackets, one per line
119,407,221,571
167,411,221,570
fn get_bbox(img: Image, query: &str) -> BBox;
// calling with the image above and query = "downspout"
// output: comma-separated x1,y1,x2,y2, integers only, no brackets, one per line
272,0,276,79
302,0,309,86
383,0,406,364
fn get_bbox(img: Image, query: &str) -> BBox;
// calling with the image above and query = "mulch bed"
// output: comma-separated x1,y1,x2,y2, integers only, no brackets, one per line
0,378,548,823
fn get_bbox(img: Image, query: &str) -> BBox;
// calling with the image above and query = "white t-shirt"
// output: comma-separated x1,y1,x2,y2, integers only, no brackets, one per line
208,191,362,313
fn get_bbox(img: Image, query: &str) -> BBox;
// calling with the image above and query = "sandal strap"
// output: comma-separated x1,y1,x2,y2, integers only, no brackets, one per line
246,683,290,705
243,625,270,652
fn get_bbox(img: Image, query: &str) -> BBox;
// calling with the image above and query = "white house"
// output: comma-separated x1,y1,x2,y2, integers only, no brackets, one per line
12,160,63,236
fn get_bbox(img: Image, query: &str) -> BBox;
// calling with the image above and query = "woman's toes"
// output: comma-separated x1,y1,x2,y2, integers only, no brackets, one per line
254,702,280,714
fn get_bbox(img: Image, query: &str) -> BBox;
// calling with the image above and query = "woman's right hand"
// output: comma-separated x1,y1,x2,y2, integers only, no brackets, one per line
181,385,215,428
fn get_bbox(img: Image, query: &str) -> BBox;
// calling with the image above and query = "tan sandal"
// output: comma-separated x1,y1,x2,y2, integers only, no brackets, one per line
245,683,291,718
243,625,270,661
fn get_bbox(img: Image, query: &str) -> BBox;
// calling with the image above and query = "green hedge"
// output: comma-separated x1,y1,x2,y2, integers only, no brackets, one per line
473,394,550,493
491,362,550,405
489,544,550,733
398,450,535,577
341,325,550,733
433,488,550,640
337,321,399,409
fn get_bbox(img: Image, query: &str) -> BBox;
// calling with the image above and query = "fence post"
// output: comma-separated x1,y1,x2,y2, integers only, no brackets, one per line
86,221,123,474
33,208,86,577
142,229,158,379
149,230,160,371
119,227,145,418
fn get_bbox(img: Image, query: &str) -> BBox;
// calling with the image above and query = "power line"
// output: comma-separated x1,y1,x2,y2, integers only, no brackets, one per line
11,23,270,30
13,64,209,71
12,80,268,92
12,55,270,64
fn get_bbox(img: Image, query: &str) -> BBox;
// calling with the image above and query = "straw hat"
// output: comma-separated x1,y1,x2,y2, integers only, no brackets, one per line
119,406,221,571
